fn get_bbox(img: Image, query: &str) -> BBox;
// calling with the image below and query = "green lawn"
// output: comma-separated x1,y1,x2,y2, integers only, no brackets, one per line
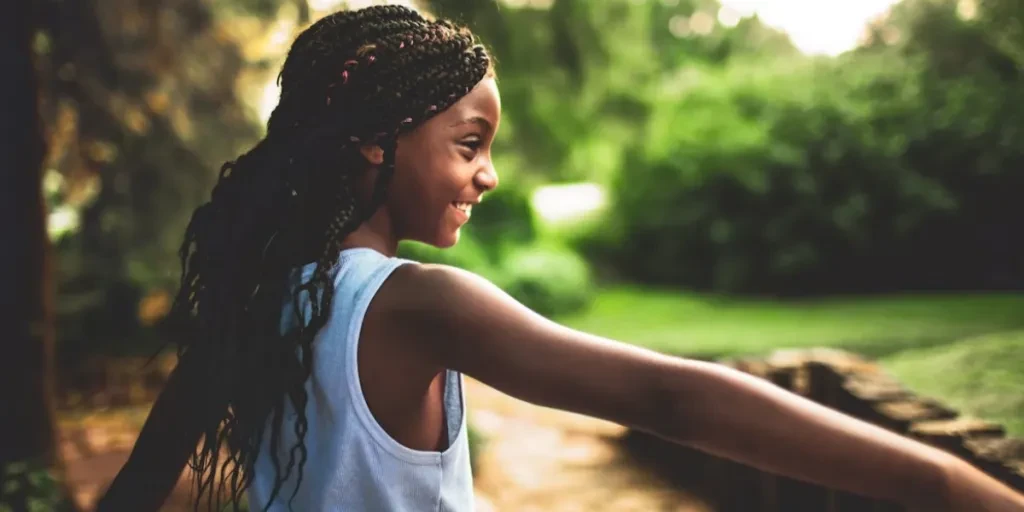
557,286,1024,434
881,331,1024,435
558,286,1024,359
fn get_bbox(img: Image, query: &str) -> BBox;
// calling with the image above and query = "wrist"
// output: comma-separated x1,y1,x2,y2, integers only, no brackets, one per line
930,450,1024,511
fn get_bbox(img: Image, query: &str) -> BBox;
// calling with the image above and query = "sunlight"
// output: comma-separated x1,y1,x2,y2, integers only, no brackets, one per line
258,80,280,127
719,0,902,55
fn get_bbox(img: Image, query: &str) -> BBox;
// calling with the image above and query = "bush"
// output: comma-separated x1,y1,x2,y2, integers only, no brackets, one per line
494,244,595,317
463,184,539,261
593,53,1024,294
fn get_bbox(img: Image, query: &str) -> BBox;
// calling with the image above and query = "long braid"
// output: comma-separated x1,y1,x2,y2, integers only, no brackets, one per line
168,6,492,511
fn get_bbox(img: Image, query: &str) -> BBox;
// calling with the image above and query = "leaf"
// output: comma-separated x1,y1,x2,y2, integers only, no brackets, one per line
2,479,21,496
4,462,27,476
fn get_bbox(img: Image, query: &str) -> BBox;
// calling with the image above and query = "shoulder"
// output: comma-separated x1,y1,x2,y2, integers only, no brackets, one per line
381,262,539,336
368,261,546,389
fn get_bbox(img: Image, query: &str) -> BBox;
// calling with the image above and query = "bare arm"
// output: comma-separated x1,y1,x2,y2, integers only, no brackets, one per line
387,264,1024,511
96,353,208,512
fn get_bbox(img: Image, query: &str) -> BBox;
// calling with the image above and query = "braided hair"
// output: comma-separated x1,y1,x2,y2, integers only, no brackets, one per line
169,6,492,511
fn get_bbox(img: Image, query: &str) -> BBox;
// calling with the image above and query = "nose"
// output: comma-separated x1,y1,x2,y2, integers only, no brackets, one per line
474,162,499,192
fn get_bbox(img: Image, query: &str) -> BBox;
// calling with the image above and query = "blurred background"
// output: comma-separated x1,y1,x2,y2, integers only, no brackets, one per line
4,0,1024,509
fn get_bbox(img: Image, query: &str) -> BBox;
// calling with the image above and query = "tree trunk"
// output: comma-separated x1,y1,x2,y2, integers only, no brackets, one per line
0,0,73,510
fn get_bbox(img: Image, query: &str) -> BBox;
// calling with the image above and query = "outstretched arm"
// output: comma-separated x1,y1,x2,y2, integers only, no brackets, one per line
96,352,208,511
385,264,1024,511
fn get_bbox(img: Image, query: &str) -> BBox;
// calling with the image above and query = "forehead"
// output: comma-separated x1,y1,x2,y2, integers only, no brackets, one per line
437,77,501,125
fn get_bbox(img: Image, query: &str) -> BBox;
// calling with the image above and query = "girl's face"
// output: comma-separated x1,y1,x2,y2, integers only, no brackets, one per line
378,77,502,248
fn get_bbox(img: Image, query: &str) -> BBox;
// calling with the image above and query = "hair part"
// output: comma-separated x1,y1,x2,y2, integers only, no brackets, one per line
169,6,492,510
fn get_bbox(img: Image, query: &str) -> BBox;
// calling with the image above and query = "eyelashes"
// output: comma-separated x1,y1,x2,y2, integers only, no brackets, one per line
458,136,483,158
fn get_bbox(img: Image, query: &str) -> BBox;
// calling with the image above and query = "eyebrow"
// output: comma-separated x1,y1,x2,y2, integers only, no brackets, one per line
450,115,494,133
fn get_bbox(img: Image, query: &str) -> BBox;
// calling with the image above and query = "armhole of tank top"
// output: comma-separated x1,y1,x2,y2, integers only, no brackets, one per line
343,257,446,465
446,367,466,448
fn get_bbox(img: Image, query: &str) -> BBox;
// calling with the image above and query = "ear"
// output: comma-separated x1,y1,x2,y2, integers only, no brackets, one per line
359,144,385,166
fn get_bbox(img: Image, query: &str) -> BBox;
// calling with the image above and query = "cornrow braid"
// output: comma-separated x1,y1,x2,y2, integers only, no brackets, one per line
169,5,493,511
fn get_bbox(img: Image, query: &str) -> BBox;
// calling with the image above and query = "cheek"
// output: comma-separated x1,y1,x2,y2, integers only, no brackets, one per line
387,156,444,226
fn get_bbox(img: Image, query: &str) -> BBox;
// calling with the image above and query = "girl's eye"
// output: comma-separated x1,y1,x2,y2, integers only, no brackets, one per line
459,137,482,159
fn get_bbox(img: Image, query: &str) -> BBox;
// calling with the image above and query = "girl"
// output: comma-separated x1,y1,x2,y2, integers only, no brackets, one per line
99,5,1024,511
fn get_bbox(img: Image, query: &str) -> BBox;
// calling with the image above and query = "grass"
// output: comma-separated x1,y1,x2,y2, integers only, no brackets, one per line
558,286,1024,359
880,331,1024,435
557,286,1024,435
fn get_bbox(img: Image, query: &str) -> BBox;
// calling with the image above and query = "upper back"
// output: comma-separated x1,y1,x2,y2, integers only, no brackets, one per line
248,248,473,511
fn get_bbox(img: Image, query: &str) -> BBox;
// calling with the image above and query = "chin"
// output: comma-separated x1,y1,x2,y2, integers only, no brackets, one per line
435,229,460,249
413,229,460,249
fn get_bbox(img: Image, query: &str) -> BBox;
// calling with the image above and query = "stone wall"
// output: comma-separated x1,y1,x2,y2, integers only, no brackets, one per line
623,348,1024,511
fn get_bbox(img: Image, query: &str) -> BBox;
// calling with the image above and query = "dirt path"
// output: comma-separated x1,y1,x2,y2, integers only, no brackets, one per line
464,379,711,512
59,381,710,511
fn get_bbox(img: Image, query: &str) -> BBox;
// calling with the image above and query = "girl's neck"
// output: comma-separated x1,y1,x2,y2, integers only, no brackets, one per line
340,209,400,257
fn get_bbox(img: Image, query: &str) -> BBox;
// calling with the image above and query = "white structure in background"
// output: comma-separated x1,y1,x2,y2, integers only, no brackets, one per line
718,0,901,55
532,183,607,225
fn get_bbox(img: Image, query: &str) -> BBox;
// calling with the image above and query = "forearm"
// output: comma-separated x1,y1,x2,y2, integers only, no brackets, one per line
97,456,188,512
97,357,205,511
657,359,953,508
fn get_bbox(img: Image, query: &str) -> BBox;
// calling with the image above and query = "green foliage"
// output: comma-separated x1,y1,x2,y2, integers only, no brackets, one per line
426,0,795,183
593,28,1024,293
464,185,538,259
1,459,74,512
494,244,595,318
559,286,1024,359
430,0,1024,296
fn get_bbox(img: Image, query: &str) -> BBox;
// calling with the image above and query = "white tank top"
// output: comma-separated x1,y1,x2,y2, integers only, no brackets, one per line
249,248,473,511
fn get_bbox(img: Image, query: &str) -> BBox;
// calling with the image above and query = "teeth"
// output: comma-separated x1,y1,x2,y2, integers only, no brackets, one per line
453,202,472,214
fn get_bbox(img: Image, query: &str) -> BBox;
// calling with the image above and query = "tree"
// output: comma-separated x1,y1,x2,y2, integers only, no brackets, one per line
33,0,266,361
0,1,76,510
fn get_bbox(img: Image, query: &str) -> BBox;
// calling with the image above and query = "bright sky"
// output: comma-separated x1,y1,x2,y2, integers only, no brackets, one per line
719,0,902,55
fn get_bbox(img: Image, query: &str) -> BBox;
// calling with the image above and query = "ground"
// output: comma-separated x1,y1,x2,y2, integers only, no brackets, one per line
465,378,710,512
58,288,1024,509
59,378,710,511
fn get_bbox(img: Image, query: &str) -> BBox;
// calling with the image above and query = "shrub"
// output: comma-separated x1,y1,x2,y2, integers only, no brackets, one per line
594,54,1024,294
464,184,539,262
495,244,595,317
